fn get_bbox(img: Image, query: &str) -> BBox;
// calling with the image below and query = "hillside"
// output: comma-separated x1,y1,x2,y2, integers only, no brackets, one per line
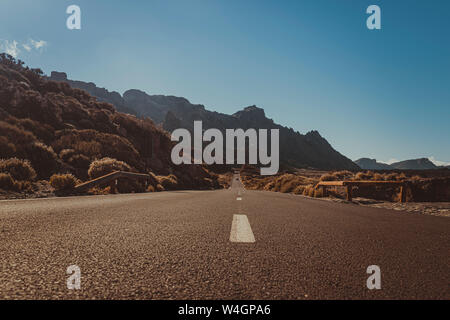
49,72,359,171
0,54,221,194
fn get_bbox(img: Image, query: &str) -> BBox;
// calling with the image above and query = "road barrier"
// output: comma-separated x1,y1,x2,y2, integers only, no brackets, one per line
315,180,406,202
74,171,153,192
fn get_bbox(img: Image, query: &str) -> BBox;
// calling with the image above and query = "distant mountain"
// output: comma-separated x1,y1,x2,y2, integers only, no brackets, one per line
354,158,392,170
356,157,439,170
390,158,437,170
48,72,360,171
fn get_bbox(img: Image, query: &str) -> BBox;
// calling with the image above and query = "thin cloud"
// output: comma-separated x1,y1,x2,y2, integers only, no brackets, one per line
0,40,20,58
0,39,48,58
29,39,47,50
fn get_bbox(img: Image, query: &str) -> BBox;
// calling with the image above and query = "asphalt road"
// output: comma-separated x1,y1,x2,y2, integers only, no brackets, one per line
0,174,448,299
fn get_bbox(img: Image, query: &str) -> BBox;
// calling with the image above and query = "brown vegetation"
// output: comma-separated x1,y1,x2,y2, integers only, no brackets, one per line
241,168,450,202
0,54,223,197
49,173,79,191
0,158,36,181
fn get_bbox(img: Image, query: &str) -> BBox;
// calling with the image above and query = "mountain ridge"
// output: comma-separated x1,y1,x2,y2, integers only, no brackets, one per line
48,71,359,171
355,157,441,170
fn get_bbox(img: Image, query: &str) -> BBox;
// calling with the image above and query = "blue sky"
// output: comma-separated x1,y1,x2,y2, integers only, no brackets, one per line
1,0,449,164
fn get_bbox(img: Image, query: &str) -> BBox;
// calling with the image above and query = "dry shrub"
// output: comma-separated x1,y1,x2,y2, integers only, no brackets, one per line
0,120,37,147
355,171,374,181
0,158,36,181
147,185,156,192
88,157,131,179
67,154,90,170
293,185,305,194
263,181,274,191
383,172,406,181
0,173,31,192
397,173,407,181
13,180,32,192
147,171,160,186
319,173,336,181
50,173,78,191
156,184,164,192
332,170,354,180
303,185,315,197
373,173,384,181
23,142,59,178
279,178,299,193
53,129,142,170
157,174,179,190
59,149,77,162
0,173,15,190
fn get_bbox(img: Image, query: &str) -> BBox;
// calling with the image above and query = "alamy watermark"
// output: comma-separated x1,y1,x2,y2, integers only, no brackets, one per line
366,265,381,290
171,121,279,175
67,265,81,290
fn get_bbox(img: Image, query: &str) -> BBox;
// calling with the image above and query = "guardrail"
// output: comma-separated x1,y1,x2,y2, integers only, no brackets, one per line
315,180,406,202
74,171,153,192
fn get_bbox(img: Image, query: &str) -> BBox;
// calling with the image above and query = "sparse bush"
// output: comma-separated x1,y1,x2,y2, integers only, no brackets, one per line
355,171,374,181
49,173,78,191
156,184,164,192
59,149,77,162
67,154,91,170
293,185,305,194
0,158,36,181
319,173,336,181
13,180,32,192
147,185,156,192
373,173,384,181
23,142,59,178
303,185,315,197
0,173,15,190
157,174,178,190
88,157,131,179
332,170,353,180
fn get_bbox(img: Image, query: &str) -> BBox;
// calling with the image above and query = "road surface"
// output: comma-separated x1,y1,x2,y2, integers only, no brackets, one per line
0,174,448,299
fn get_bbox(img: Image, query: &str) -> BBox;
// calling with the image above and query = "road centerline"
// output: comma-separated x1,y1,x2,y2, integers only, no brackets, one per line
229,214,255,243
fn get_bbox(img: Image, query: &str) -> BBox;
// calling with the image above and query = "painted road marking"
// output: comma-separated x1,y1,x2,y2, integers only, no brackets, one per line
230,214,255,243
236,197,242,200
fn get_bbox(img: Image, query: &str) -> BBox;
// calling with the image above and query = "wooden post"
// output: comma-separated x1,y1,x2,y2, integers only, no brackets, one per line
400,184,406,203
346,185,352,202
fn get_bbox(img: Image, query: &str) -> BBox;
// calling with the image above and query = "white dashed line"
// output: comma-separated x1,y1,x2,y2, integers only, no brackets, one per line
230,214,255,243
